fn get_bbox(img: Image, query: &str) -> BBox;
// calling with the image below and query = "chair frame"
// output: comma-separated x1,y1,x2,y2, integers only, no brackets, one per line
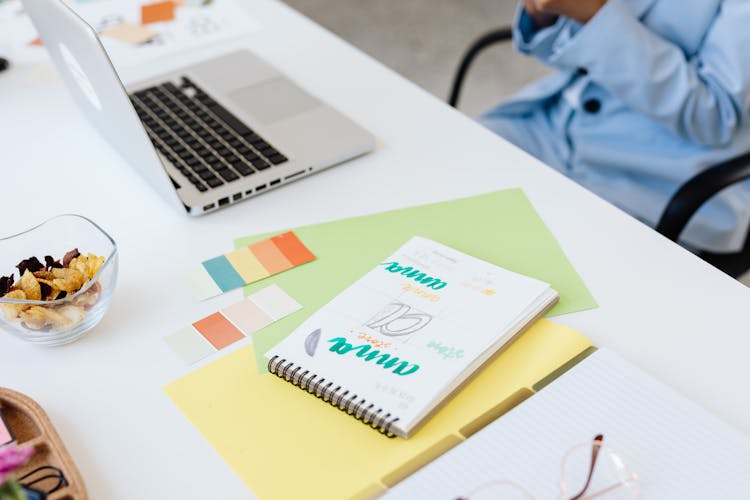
449,27,750,277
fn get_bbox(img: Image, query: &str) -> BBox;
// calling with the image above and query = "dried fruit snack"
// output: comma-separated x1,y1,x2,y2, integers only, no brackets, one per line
0,249,105,332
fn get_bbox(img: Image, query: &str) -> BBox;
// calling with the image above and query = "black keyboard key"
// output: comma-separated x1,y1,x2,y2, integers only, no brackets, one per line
178,150,194,161
185,173,204,186
268,154,288,165
259,147,277,158
197,169,216,181
206,176,224,188
215,168,239,182
219,129,237,141
232,161,255,176
251,158,271,170
243,151,260,162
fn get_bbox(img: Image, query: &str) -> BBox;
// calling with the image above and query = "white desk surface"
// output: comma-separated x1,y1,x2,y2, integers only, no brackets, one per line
2,1,750,498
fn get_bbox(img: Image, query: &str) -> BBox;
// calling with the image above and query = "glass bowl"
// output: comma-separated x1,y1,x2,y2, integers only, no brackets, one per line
0,215,118,346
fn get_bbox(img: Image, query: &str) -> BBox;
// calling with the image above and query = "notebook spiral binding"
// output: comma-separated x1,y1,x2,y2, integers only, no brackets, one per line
268,355,400,438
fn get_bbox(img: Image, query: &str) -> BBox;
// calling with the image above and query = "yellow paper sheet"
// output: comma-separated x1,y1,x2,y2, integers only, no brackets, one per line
164,320,593,499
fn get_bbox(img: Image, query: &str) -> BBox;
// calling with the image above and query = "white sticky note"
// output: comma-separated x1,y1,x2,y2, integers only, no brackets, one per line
164,327,215,364
184,266,221,301
248,284,302,320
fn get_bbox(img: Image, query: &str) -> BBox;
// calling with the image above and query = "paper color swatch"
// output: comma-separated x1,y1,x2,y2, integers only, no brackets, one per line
165,285,302,364
101,22,159,45
164,320,593,499
187,231,315,300
164,327,214,365
193,313,244,350
141,0,176,24
235,189,597,374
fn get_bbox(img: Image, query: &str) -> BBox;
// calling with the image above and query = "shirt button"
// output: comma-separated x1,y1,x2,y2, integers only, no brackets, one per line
583,98,601,113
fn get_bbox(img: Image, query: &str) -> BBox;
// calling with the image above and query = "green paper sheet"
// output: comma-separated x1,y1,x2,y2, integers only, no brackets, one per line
235,189,596,373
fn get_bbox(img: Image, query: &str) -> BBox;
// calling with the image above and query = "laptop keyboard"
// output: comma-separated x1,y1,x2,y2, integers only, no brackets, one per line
129,77,288,193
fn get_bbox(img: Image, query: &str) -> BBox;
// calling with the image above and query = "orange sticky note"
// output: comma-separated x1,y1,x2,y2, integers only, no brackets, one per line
249,239,293,275
141,0,176,24
271,231,316,266
192,312,244,350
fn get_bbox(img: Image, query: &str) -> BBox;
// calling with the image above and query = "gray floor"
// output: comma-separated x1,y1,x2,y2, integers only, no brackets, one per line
284,0,551,118
284,0,750,285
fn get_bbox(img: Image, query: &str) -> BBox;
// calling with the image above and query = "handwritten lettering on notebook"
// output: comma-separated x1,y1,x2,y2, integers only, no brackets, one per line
266,236,558,438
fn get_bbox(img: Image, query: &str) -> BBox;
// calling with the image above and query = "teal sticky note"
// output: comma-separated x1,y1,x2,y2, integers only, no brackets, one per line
202,256,245,292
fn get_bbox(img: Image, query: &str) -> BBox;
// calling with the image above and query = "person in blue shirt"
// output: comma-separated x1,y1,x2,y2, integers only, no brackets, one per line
481,0,750,253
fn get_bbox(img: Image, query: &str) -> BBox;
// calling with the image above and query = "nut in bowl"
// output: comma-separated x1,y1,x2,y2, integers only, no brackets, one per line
0,215,118,346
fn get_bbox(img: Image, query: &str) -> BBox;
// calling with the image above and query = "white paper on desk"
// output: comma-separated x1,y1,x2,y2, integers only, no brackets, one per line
73,0,261,69
0,1,48,64
0,0,260,69
387,348,750,499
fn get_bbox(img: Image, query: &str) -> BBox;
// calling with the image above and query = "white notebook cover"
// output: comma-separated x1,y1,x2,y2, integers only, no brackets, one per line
266,236,557,438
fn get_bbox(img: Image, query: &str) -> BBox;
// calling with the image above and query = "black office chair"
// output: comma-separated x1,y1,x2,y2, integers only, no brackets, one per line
449,27,750,278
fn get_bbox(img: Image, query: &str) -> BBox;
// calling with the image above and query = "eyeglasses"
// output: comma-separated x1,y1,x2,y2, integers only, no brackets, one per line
18,465,68,500
456,435,640,500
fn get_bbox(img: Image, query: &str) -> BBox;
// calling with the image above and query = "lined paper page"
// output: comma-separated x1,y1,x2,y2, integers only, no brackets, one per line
387,349,750,498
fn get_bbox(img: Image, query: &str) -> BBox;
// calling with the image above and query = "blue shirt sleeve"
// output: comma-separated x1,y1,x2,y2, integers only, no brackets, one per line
513,4,583,70
544,0,750,147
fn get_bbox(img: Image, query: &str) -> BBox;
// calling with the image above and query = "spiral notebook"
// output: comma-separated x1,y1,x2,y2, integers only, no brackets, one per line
266,236,558,439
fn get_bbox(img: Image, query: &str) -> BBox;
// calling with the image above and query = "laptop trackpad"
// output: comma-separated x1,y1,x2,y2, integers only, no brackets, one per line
227,77,320,125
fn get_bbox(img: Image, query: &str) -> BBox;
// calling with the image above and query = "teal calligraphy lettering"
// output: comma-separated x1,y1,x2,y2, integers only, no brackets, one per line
327,337,420,376
380,261,448,290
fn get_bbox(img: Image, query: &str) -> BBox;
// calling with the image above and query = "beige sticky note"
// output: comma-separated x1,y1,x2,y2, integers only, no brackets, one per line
101,22,158,45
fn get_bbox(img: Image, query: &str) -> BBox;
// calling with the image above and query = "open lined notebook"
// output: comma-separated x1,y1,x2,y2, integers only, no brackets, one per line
266,236,558,438
387,348,750,498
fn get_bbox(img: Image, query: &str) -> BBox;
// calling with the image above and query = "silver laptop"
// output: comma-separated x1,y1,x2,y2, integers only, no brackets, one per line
22,0,375,215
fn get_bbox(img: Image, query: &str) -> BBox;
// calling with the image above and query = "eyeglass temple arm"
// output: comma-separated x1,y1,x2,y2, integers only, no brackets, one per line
568,434,605,500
